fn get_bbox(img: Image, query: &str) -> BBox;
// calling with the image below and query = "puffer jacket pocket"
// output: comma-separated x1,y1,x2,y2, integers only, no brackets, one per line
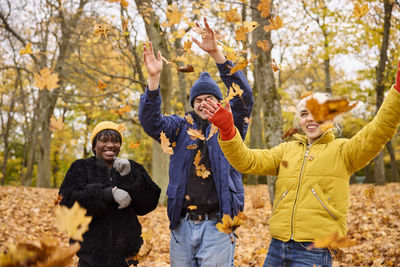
166,184,178,221
271,186,288,216
311,184,343,221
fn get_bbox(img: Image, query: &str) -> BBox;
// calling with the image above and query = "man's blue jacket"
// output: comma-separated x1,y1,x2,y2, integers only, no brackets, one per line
139,60,254,230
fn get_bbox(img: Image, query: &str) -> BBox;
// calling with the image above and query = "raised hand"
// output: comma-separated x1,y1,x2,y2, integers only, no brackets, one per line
203,99,236,141
192,18,226,64
143,41,163,90
395,60,400,92
113,158,131,176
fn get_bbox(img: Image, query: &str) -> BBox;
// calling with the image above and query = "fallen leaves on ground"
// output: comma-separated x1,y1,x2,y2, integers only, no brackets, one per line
1,184,400,266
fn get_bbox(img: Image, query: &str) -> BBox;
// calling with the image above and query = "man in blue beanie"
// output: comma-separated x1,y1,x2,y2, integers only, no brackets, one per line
139,17,253,267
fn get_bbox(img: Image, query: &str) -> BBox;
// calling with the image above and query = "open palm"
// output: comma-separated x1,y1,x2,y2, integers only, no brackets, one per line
143,41,163,77
192,17,218,55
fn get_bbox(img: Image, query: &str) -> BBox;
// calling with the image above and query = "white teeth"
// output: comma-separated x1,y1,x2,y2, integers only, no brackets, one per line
307,125,317,129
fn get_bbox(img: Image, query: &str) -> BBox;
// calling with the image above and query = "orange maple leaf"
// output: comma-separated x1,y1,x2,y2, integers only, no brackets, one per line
193,150,211,178
305,97,357,123
263,15,283,32
98,79,107,90
111,105,132,115
216,212,247,235
257,40,270,52
187,128,205,141
160,131,174,154
257,0,271,18
221,82,243,105
270,58,279,72
49,116,64,132
353,3,369,19
129,141,140,149
34,68,60,91
224,9,242,23
235,25,248,42
186,144,198,150
228,55,258,75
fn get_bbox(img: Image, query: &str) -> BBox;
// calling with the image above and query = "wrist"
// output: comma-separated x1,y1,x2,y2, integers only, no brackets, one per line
209,50,226,64
148,74,161,90
220,126,236,141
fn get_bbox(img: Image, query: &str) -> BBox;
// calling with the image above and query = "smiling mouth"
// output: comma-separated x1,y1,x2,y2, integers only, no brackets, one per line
103,151,115,156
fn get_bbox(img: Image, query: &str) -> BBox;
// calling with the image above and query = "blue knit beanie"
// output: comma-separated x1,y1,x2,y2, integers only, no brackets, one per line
190,72,223,107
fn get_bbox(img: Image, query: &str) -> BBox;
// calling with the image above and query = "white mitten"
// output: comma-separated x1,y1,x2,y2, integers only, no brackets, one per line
113,158,131,176
112,187,131,209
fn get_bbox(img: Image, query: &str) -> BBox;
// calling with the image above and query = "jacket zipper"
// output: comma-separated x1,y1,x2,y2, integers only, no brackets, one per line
271,190,288,215
290,145,309,239
311,188,338,220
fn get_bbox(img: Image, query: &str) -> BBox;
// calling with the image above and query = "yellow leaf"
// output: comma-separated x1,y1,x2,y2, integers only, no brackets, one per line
166,4,184,25
263,15,283,32
98,79,107,90
49,116,64,132
187,205,197,210
224,9,242,23
93,23,112,38
228,55,258,75
216,212,246,234
34,68,60,90
243,21,259,32
257,0,271,18
19,43,33,55
193,150,211,178
183,39,192,53
120,0,128,8
185,114,194,124
187,128,205,140
257,40,270,52
206,124,218,141
364,186,375,199
177,64,194,73
353,3,369,19
313,231,357,249
160,131,174,154
186,144,198,150
55,202,92,241
226,52,240,62
122,19,129,32
235,25,248,42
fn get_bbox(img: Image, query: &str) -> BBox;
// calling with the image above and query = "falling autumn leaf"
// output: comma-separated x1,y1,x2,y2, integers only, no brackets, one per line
55,202,92,242
177,64,194,73
110,105,132,115
183,39,192,53
186,144,198,150
320,122,334,132
353,3,369,19
160,131,174,154
243,21,259,32
312,231,357,249
121,19,129,32
185,114,194,124
129,141,140,149
93,23,112,38
224,9,242,23
257,0,271,18
19,43,33,55
193,150,211,179
206,124,219,141
166,4,184,26
228,55,258,75
364,187,375,200
187,205,197,210
221,82,244,106
49,116,64,132
235,25,249,42
54,194,63,206
187,128,205,141
263,15,283,32
269,58,279,72
98,79,107,90
120,0,128,8
34,68,60,91
305,97,357,123
216,212,247,235
257,40,270,52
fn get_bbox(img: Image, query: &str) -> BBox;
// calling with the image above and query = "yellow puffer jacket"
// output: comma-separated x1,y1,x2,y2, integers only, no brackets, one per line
219,87,400,242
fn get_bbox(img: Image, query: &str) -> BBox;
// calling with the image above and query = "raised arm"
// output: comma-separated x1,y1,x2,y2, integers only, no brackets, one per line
342,60,400,173
143,41,163,90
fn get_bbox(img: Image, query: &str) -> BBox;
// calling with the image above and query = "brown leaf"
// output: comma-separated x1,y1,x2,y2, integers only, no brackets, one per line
160,131,174,154
177,64,194,73
305,97,357,123
34,68,60,91
187,128,205,141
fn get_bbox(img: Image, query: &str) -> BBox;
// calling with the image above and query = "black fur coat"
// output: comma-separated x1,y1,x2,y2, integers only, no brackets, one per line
58,156,161,267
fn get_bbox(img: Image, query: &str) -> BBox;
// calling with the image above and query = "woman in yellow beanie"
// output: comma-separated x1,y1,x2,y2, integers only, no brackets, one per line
58,121,161,267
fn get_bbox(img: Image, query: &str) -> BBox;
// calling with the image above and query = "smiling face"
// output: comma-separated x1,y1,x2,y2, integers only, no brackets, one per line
93,130,121,167
193,94,219,120
298,108,324,144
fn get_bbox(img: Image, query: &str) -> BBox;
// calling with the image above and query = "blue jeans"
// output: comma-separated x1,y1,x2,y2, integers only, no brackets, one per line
170,216,236,267
263,238,332,267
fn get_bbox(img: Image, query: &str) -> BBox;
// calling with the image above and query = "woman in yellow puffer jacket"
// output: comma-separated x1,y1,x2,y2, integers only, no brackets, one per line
202,61,400,267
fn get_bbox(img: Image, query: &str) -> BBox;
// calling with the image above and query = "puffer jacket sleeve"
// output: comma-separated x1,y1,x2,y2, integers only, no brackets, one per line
342,86,400,173
58,160,108,217
218,128,284,175
122,161,161,216
138,86,185,143
218,60,254,140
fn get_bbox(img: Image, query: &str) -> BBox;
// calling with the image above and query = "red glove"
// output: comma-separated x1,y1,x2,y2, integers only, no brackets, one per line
395,60,400,92
209,104,236,141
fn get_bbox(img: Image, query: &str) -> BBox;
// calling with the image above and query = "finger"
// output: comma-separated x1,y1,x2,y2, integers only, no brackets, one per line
203,108,214,119
157,50,162,62
205,98,220,109
192,37,200,47
149,41,154,55
204,17,210,30
203,101,217,114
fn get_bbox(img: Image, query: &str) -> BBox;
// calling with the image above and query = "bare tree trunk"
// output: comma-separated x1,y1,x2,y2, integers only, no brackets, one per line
135,0,174,205
386,141,398,182
250,0,282,205
373,0,393,186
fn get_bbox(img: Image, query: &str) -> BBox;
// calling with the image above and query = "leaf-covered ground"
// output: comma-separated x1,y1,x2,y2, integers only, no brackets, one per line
1,184,399,266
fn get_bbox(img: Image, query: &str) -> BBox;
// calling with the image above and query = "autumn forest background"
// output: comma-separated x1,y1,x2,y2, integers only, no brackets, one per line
1,0,400,266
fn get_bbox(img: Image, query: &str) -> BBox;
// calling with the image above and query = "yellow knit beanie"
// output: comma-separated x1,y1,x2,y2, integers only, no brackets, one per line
90,121,124,145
